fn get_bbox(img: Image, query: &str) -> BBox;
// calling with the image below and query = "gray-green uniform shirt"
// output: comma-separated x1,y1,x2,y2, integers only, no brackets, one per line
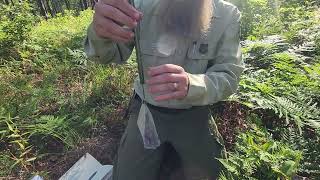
84,0,244,108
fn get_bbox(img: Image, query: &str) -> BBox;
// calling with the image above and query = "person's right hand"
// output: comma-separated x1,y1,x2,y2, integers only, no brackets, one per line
93,0,142,43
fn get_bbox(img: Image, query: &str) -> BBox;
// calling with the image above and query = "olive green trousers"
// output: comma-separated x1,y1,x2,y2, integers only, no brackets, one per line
113,94,225,180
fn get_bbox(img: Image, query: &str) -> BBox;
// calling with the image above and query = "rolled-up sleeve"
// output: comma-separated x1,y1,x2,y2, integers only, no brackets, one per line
185,8,244,105
84,23,134,64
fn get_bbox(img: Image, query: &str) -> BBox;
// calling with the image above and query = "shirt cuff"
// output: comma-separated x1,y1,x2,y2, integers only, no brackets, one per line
85,23,117,63
185,73,207,102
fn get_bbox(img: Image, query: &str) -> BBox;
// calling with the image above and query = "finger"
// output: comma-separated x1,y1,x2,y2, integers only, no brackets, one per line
120,0,142,20
109,32,132,43
94,16,134,40
97,28,131,43
94,21,132,42
147,73,185,85
108,22,134,40
154,91,186,101
148,64,184,77
105,0,142,20
148,83,178,94
97,3,137,28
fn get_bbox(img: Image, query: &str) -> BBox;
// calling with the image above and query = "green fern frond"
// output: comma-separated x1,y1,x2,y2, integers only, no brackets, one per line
252,93,320,132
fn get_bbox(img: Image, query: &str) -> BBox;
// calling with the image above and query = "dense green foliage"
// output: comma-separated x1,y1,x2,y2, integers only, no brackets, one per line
2,0,94,19
0,2,37,57
221,0,320,179
219,118,302,180
231,0,318,41
0,0,319,179
0,7,135,178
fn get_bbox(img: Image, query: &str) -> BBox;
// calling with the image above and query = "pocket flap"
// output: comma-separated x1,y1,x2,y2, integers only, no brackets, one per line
140,40,174,58
187,40,216,60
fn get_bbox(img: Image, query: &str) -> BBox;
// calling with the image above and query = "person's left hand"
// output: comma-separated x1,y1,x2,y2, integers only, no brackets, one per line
147,64,189,101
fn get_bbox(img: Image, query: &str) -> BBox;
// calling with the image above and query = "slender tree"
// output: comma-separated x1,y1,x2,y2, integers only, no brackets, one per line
45,0,53,17
37,0,48,19
64,0,70,10
82,0,87,9
89,0,95,9
51,0,58,16
3,0,10,5
78,0,83,11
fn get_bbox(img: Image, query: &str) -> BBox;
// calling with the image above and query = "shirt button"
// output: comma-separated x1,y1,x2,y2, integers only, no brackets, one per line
176,49,183,55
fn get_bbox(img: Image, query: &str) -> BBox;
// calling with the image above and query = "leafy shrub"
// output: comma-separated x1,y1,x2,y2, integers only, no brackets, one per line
218,120,302,180
27,10,93,61
243,42,278,68
280,7,316,43
0,2,37,58
229,0,278,39
0,9,138,177
241,36,320,100
279,127,320,178
280,0,316,7
228,0,317,40
236,21,320,178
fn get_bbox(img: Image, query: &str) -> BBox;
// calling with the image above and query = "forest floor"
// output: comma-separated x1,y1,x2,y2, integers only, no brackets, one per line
33,101,249,179
35,120,125,179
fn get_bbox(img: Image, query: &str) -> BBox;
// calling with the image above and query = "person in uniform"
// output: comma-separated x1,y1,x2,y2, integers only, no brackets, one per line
84,0,243,179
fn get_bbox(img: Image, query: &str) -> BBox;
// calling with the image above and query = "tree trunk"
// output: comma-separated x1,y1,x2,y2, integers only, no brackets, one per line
53,0,62,14
64,0,70,10
78,0,84,11
59,0,65,15
51,0,58,16
90,0,95,10
82,0,88,9
45,0,53,17
37,0,48,19
4,0,10,5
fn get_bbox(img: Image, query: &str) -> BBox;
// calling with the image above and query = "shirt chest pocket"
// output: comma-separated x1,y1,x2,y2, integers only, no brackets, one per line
187,40,217,61
139,39,177,67
187,16,225,61
140,40,175,58
185,39,219,73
